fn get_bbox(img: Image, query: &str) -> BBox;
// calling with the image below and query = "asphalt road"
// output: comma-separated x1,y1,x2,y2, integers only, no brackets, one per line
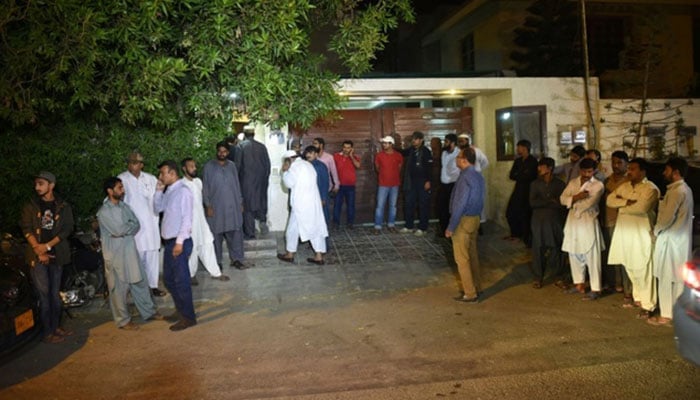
1,226,698,399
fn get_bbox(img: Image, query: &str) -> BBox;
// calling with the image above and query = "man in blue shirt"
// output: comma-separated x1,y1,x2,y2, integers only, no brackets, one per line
445,147,485,303
155,160,196,331
304,145,330,224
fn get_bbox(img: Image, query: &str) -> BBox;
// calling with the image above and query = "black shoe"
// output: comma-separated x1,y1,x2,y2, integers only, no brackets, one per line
151,288,167,297
231,260,250,270
169,319,196,331
453,295,479,303
163,313,180,323
307,257,325,265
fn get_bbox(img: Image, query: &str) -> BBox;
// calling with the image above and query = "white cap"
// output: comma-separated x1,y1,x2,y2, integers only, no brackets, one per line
282,150,299,159
457,133,470,139
380,136,395,144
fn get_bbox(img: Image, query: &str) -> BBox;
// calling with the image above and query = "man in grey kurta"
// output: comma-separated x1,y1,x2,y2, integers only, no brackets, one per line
238,129,271,239
202,141,247,269
97,177,162,330
529,157,567,288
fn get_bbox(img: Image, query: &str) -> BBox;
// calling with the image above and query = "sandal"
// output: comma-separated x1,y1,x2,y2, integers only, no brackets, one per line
554,280,570,290
646,316,672,326
54,327,74,337
276,254,294,263
532,281,543,289
621,296,634,308
42,334,65,344
581,291,600,301
636,309,652,320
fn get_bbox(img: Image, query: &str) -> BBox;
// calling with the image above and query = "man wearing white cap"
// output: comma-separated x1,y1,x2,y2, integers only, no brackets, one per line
373,135,403,234
277,150,329,265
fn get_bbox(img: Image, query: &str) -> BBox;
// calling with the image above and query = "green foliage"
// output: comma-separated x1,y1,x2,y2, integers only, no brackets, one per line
0,0,413,231
510,0,581,77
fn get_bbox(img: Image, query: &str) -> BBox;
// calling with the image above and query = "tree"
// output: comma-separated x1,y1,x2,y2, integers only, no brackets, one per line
0,0,414,232
0,0,414,130
510,0,581,77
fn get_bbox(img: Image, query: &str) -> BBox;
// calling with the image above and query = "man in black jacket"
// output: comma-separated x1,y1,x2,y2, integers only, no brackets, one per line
20,171,75,344
400,131,433,237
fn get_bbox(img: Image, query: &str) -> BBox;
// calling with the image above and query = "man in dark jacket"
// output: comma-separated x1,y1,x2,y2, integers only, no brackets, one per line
20,171,75,344
505,139,538,246
400,131,433,237
238,129,271,239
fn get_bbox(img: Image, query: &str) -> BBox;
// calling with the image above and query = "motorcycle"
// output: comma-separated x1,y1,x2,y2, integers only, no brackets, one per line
61,231,106,309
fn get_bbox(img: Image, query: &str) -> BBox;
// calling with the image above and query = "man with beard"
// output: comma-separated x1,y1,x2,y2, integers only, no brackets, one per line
98,177,164,331
400,131,433,237
607,158,660,316
202,141,248,270
277,150,328,265
457,133,490,230
238,129,271,239
332,140,361,229
505,140,538,245
529,158,567,288
438,133,459,234
561,158,605,300
155,160,196,331
554,145,586,183
118,152,166,297
181,158,230,284
20,171,75,343
649,157,694,326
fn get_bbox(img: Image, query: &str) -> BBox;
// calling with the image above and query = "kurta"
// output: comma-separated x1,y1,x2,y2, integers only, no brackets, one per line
117,171,160,252
97,199,144,284
653,179,694,282
506,154,538,238
560,176,605,254
238,138,271,213
607,178,660,272
283,158,328,242
202,159,243,234
181,177,214,247
530,177,567,248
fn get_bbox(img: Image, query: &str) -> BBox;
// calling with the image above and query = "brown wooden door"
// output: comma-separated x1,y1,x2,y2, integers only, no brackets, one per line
306,107,472,224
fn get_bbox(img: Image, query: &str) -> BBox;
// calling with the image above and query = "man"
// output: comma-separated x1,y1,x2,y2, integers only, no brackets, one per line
303,146,330,223
332,140,361,229
118,152,165,297
238,129,271,239
554,145,586,182
277,150,329,265
505,139,538,245
97,177,164,331
224,135,242,170
180,158,231,284
374,135,404,234
20,171,75,344
445,147,485,303
607,158,659,317
649,157,694,326
560,158,605,300
585,149,607,182
602,151,632,302
400,131,433,237
529,158,567,289
154,160,197,331
202,141,247,270
438,134,459,234
457,133,490,227
312,137,340,197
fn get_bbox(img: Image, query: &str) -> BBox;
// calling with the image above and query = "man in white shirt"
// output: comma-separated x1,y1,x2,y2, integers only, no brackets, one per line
438,133,459,234
181,158,230,284
118,152,165,297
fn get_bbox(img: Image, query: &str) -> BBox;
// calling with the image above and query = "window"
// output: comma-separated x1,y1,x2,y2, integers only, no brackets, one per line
495,106,547,161
587,16,625,72
461,33,475,71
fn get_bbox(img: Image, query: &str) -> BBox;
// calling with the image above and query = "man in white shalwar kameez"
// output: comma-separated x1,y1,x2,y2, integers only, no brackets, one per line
276,150,329,265
560,158,605,300
648,157,694,326
181,158,230,283
118,152,165,297
607,158,660,318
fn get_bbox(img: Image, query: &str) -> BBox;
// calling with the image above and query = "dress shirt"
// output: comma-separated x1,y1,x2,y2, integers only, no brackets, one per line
448,166,485,232
154,179,193,244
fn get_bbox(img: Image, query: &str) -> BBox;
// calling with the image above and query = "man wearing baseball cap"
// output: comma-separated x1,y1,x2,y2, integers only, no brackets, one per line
20,171,75,343
373,135,403,234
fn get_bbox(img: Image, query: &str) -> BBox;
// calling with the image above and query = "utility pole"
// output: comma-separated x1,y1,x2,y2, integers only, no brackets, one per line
580,0,598,148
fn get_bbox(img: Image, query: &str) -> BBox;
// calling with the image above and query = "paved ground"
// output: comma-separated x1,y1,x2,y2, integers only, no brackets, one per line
0,222,698,399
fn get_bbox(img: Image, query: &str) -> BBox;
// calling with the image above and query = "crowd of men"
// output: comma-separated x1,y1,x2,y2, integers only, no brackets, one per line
507,142,694,326
20,130,694,343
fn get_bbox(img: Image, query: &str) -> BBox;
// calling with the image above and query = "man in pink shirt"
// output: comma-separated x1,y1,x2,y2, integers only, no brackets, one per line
332,140,361,229
373,136,403,234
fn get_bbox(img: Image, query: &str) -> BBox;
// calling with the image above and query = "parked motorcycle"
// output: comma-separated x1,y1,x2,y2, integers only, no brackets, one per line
61,231,106,309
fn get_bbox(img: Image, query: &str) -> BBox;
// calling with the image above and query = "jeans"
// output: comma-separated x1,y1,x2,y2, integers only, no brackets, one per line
30,262,63,337
404,183,431,231
333,185,356,225
374,186,399,229
163,238,196,322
